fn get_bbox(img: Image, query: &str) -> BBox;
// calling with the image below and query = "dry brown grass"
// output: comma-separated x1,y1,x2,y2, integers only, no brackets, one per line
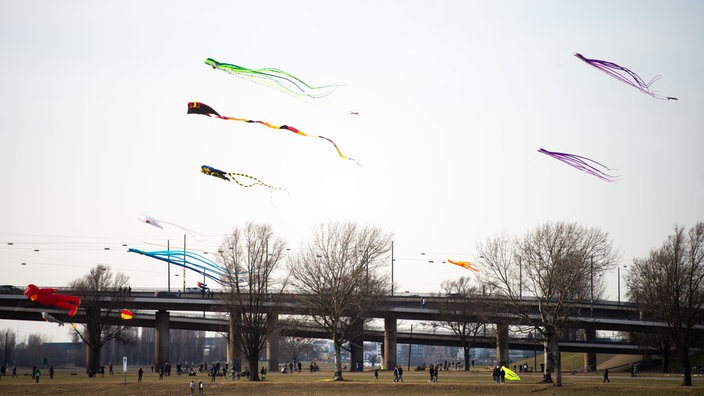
1,367,703,396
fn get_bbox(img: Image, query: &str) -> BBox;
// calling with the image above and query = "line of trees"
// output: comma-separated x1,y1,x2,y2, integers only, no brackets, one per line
11,219,703,386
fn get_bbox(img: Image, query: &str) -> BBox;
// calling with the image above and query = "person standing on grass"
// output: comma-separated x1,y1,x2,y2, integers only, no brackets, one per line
604,368,610,383
198,380,204,395
190,380,196,395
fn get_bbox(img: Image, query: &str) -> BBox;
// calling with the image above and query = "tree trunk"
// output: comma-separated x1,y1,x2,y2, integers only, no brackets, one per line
542,330,562,385
85,343,100,375
541,340,552,383
84,307,101,374
333,337,343,381
549,336,562,386
463,345,470,371
247,351,260,381
680,345,692,386
662,347,670,373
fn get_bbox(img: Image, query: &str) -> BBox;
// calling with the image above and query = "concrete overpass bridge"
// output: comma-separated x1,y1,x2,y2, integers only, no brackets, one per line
0,289,691,372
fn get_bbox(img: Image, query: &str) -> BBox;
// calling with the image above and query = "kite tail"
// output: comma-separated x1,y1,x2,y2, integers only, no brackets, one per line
227,172,288,192
317,135,361,166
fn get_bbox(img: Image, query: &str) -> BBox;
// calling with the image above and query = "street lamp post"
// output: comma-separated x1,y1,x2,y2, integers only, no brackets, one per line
617,265,627,305
391,241,394,296
407,324,413,371
519,256,522,300
167,240,171,293
590,256,594,317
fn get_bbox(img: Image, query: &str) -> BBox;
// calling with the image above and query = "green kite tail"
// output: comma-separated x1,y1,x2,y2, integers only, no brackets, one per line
204,58,343,99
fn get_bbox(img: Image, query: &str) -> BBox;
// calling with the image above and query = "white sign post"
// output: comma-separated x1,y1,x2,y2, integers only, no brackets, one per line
123,356,127,385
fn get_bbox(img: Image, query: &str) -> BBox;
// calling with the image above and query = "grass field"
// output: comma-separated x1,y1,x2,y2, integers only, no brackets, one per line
1,367,703,396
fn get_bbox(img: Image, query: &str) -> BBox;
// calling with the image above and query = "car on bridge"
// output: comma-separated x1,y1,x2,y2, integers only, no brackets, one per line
154,291,179,298
0,285,22,294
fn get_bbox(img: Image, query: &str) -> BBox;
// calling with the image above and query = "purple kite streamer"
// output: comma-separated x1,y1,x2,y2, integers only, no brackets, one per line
538,148,621,182
574,53,677,101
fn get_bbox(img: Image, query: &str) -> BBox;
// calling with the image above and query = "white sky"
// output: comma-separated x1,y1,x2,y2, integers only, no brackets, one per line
1,0,703,342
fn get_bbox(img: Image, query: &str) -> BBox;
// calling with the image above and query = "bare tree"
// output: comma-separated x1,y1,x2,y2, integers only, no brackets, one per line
477,221,619,386
434,276,486,371
24,334,46,367
289,221,392,381
1,329,17,369
218,222,286,381
69,264,134,373
627,222,704,386
280,336,320,365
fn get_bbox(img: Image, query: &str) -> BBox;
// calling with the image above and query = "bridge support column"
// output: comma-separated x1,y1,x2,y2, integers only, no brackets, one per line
155,310,170,373
227,314,242,373
383,316,397,370
266,313,279,372
350,318,364,371
584,327,597,372
495,323,509,366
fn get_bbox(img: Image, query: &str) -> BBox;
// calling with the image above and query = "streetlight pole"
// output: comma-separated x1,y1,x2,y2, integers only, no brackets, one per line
407,324,413,371
590,256,594,317
391,241,394,296
617,266,626,305
183,234,187,293
167,240,171,293
519,256,522,300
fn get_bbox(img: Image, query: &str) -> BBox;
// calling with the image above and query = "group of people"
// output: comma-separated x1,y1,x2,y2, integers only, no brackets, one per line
189,380,204,395
392,365,404,382
427,364,439,382
491,365,506,384
0,365,17,378
280,361,303,374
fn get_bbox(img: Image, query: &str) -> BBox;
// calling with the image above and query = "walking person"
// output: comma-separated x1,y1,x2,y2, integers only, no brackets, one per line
198,380,204,395
374,368,379,381
397,365,404,382
604,368,610,383
138,367,143,382
393,366,399,382
190,380,196,395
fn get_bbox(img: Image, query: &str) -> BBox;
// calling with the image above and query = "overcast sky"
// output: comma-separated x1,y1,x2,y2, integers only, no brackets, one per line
1,1,702,342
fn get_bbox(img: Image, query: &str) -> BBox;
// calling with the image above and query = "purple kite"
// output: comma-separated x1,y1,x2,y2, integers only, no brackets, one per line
538,148,620,182
574,53,677,100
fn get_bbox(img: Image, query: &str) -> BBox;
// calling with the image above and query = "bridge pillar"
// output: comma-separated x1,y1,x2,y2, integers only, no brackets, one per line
350,318,364,371
383,316,397,370
155,310,170,373
266,313,279,372
227,314,242,373
584,327,597,372
495,323,509,366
